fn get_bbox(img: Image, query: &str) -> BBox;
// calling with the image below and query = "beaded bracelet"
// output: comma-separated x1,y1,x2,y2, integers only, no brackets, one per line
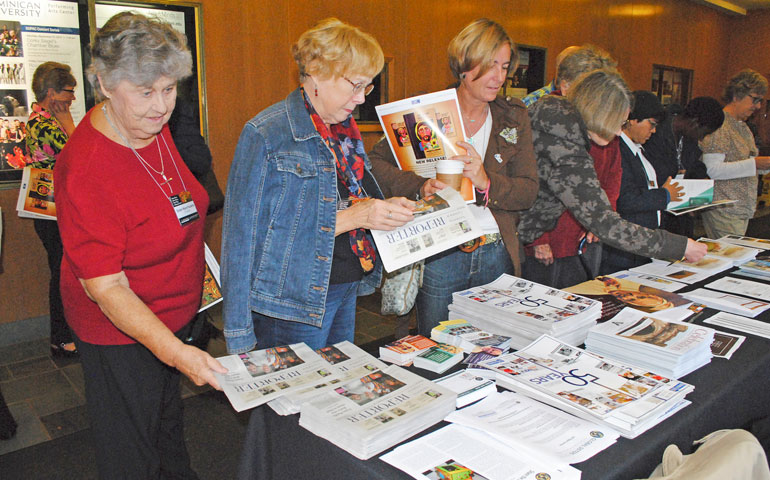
476,178,490,208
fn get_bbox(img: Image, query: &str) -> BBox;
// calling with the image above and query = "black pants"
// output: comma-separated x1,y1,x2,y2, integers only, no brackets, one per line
76,332,199,480
33,219,72,345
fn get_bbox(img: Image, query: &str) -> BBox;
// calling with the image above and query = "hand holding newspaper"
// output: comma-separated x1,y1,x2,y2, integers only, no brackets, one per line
371,188,482,272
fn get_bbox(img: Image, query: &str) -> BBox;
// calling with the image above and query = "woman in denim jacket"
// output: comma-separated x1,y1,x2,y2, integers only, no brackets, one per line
222,19,426,353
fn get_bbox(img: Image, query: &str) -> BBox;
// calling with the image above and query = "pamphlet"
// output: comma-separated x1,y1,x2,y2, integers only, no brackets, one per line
199,243,223,312
375,89,475,202
16,166,55,220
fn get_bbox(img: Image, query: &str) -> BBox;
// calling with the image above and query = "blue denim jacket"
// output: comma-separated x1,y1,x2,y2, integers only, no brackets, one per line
221,88,384,354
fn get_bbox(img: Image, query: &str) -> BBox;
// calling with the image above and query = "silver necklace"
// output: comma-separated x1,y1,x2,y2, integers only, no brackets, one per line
102,103,177,193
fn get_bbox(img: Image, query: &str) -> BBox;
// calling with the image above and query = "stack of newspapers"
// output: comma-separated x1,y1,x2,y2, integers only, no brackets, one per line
479,335,694,438
299,364,456,460
268,341,389,415
448,274,601,349
430,318,512,353
584,308,714,378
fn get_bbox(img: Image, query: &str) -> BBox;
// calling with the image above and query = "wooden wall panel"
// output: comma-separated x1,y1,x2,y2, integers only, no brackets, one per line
725,10,770,88
0,0,749,327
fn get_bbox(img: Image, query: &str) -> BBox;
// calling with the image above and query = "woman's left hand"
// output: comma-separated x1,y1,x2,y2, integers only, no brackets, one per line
171,344,228,390
453,140,489,189
336,197,415,234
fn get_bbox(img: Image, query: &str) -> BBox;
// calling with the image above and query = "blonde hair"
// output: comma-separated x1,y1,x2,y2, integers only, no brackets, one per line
556,44,616,88
723,69,768,103
448,18,517,81
567,68,632,142
292,18,383,81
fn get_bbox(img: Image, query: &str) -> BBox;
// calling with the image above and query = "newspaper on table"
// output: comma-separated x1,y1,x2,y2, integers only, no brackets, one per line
268,341,389,416
16,166,56,220
446,390,619,464
380,423,581,480
584,307,714,378
299,364,456,460
608,270,688,292
448,274,601,350
565,275,696,323
682,288,770,318
479,335,693,438
371,187,482,272
215,343,334,412
717,234,770,251
430,318,512,353
705,276,770,303
375,88,475,202
697,238,759,265
630,261,716,285
704,311,770,340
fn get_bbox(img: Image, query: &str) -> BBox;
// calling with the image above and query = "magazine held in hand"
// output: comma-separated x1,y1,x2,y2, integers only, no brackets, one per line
375,89,475,202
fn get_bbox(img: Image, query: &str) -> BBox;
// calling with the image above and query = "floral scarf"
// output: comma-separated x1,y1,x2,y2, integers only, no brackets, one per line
302,88,376,272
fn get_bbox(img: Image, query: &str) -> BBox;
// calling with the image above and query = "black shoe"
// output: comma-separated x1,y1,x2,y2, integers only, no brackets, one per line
50,342,79,358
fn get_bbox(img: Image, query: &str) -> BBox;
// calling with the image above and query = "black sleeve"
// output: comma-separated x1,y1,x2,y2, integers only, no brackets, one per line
168,99,212,180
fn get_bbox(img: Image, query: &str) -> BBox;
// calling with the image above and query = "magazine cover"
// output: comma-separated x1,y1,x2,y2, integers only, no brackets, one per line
566,275,694,322
375,89,475,202
16,166,55,219
199,243,223,312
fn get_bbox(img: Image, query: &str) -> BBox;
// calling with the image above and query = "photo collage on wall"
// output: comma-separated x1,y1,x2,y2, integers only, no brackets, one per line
0,1,86,186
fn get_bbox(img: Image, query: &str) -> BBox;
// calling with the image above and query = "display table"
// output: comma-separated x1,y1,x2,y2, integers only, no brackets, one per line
237,271,770,480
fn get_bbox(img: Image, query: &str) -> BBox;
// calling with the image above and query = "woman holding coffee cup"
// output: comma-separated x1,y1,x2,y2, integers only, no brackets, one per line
370,18,538,335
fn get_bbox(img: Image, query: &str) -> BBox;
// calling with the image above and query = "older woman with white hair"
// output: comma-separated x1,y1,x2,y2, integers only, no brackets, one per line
222,18,416,353
700,69,770,238
54,12,225,478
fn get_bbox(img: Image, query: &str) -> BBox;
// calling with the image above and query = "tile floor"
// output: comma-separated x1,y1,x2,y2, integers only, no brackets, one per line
0,291,411,456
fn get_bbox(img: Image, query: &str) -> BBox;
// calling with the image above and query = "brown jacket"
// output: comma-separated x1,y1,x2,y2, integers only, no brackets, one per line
369,95,539,274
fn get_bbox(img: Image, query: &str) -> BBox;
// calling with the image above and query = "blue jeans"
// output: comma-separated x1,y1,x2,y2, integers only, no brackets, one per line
253,281,359,350
416,240,514,336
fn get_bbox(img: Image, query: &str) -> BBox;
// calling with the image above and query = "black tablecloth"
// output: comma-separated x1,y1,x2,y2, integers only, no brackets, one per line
237,270,770,480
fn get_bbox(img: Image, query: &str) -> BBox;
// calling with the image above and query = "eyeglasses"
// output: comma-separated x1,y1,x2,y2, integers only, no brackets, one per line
749,94,764,105
343,76,374,96
647,119,659,128
60,88,75,93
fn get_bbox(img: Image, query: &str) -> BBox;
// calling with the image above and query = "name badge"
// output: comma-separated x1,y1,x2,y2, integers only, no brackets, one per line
170,191,200,226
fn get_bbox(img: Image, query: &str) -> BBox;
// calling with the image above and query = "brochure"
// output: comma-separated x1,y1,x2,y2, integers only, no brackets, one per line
199,243,223,313
682,288,770,318
705,276,770,302
666,179,713,212
703,311,770,340
371,188,482,272
710,331,745,359
16,166,55,220
717,235,770,251
375,89,475,202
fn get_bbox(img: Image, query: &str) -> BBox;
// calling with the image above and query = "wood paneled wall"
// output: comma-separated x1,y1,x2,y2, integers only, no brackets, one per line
0,0,759,326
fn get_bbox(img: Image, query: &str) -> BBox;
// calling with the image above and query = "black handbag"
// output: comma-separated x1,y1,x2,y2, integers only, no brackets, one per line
199,167,225,214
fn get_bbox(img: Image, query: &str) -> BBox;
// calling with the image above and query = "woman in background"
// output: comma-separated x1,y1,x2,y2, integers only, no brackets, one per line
26,61,77,356
370,18,539,335
519,69,707,271
55,13,225,478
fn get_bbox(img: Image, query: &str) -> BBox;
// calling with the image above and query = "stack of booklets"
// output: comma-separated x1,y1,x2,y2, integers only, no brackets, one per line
433,369,497,408
479,335,694,438
584,307,714,378
413,343,464,373
683,288,770,318
379,334,436,366
215,343,334,412
697,238,759,265
268,341,389,415
565,275,696,323
735,258,770,280
299,364,456,460
430,318,512,353
448,274,601,350
16,166,56,220
717,234,770,251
